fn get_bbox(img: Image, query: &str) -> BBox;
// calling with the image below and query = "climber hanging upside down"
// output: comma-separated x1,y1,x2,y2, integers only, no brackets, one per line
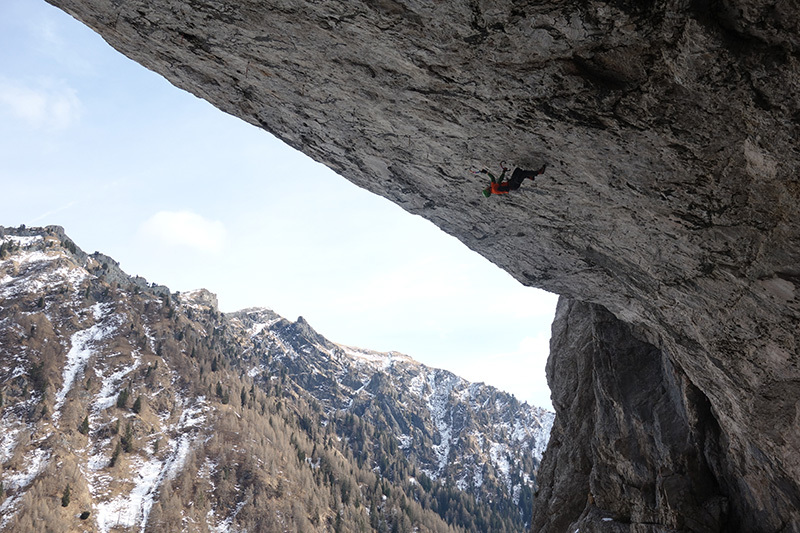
481,163,546,197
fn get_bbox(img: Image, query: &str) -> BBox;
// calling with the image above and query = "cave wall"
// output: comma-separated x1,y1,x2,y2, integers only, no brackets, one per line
45,0,800,530
535,298,731,532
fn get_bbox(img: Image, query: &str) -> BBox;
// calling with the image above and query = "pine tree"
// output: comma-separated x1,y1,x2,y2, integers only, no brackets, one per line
132,396,142,414
78,415,90,435
28,362,48,395
121,422,134,453
116,387,129,408
109,442,122,467
61,484,71,507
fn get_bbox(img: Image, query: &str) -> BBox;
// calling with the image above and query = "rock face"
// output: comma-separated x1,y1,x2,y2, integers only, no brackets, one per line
44,0,800,530
536,298,729,532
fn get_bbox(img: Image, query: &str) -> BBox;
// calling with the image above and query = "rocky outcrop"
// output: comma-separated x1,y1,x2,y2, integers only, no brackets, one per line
44,0,800,530
535,298,730,532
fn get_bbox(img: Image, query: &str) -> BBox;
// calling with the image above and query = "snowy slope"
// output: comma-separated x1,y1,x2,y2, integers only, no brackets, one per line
229,308,554,525
0,229,215,533
0,226,553,532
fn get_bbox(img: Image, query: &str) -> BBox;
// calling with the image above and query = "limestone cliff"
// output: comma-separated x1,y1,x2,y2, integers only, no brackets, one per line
537,298,731,532
45,0,800,530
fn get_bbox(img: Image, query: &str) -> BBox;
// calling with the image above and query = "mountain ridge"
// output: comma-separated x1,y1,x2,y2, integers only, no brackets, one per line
224,297,553,510
0,224,551,532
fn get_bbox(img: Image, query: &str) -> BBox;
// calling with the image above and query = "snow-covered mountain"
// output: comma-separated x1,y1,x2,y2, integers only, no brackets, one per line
228,309,553,522
0,225,552,533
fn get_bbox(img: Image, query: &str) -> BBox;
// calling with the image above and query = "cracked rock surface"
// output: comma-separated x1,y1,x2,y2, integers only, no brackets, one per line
46,0,800,530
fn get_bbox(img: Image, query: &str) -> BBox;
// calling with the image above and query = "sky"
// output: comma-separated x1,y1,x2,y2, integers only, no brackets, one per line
0,0,559,409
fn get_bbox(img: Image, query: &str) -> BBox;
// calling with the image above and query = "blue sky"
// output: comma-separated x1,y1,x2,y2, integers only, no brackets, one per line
0,0,558,408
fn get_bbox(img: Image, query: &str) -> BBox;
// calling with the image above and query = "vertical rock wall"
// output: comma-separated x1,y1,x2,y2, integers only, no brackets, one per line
534,298,732,532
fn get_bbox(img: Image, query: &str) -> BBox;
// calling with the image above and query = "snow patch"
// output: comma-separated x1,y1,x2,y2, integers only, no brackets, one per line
251,322,268,337
0,249,88,299
489,442,511,487
0,448,51,529
142,324,157,354
94,454,164,533
53,303,123,421
512,484,522,506
397,434,412,450
473,466,484,489
0,424,21,464
248,315,281,337
341,345,415,372
92,352,142,413
3,447,50,490
408,373,426,398
91,397,210,533
426,370,464,475
210,499,247,533
532,412,554,460
1,235,43,247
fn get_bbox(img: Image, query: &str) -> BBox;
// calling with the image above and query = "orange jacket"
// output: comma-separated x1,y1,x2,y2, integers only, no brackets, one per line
486,169,510,194
490,182,510,194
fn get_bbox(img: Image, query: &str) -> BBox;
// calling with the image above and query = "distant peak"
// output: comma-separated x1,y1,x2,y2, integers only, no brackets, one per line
338,344,418,370
178,288,219,311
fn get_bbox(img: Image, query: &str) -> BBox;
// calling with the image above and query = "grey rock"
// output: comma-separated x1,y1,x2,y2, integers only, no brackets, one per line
535,298,730,532
177,288,220,311
43,0,800,530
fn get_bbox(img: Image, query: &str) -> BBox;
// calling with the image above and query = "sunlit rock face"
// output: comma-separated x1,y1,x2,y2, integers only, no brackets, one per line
46,0,800,530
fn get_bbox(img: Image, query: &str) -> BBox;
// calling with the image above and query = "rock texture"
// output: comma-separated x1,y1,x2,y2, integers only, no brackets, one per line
536,298,729,532
43,0,800,530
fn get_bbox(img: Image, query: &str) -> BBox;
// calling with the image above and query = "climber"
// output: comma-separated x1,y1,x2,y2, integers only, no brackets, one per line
481,164,546,197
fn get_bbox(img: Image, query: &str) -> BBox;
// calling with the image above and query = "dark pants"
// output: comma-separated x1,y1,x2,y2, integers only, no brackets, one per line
507,168,539,191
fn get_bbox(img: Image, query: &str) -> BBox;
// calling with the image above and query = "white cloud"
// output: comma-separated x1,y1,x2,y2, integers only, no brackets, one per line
0,78,81,130
139,211,226,254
